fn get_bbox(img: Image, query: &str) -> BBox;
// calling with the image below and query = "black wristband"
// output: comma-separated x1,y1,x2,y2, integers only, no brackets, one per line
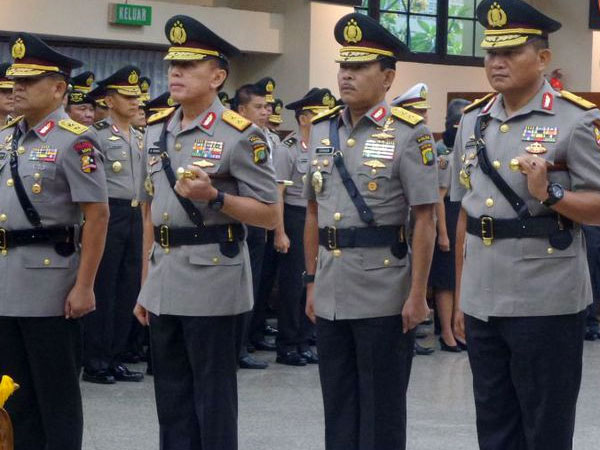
209,190,226,211
302,271,315,286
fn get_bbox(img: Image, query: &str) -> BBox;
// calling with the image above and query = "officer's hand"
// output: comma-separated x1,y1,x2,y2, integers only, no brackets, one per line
305,284,316,324
175,165,218,202
437,232,450,252
274,231,290,254
453,310,465,342
64,284,96,319
402,295,430,334
516,154,550,202
134,303,150,327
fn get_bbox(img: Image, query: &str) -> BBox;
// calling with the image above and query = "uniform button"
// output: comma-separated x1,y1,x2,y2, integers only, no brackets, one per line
547,247,554,255
371,169,377,176
43,258,51,266
312,159,318,166
485,198,494,208
347,138,356,147
0,214,6,222
112,161,122,173
164,247,170,254
322,159,330,167
6,178,14,187
509,158,520,172
212,257,220,264
333,249,342,257
1,250,7,256
500,124,510,133
121,151,127,158
175,142,182,151
468,152,476,160
368,181,378,191
17,146,25,155
162,212,169,222
33,172,41,181
492,160,501,169
383,259,390,266
334,212,342,221
32,183,42,194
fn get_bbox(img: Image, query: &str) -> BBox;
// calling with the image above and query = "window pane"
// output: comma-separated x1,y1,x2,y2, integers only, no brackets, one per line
409,15,437,53
474,22,486,57
410,0,437,14
447,18,474,56
448,0,475,18
380,0,408,12
381,12,408,42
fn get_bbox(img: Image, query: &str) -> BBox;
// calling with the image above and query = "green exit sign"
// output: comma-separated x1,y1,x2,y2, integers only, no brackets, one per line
109,3,152,26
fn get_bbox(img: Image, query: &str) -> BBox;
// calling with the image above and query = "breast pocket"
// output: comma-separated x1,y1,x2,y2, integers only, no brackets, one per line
356,164,392,202
296,157,309,175
21,162,57,203
105,143,129,162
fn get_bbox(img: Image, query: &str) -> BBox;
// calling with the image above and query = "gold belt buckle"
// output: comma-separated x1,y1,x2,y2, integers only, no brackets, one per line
159,225,170,249
327,226,337,250
481,216,494,247
0,228,6,250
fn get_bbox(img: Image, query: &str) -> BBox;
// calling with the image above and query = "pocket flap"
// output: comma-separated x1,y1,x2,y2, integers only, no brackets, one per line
188,247,242,266
24,252,72,269
521,236,577,260
361,248,407,270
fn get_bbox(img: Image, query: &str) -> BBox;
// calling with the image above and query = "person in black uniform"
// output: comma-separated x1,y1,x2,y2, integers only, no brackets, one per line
583,225,600,340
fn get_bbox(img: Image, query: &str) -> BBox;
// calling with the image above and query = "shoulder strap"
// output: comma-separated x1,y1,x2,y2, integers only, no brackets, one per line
9,127,42,227
329,119,375,226
155,122,205,228
475,115,530,219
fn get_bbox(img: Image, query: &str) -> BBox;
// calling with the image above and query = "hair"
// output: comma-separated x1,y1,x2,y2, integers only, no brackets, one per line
529,36,549,51
445,98,470,130
211,57,229,91
234,84,264,111
295,109,312,124
378,57,397,71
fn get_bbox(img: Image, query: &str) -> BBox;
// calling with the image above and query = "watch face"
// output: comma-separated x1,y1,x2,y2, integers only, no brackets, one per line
551,184,564,199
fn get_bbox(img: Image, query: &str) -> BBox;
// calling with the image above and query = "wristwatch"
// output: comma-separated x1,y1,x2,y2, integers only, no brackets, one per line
302,271,315,286
542,182,565,207
208,190,226,211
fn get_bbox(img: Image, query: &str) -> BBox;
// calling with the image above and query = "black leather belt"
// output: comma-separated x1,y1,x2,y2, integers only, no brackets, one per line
318,225,405,250
0,226,75,250
153,224,245,248
109,197,140,208
466,215,571,246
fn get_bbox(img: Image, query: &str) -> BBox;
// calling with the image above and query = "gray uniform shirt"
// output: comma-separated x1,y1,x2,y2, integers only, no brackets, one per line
451,81,600,320
0,108,108,317
137,98,279,316
435,140,452,191
93,116,143,201
273,132,309,208
303,101,439,320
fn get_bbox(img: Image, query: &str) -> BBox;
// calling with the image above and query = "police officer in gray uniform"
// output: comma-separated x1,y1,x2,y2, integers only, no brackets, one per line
304,13,438,450
451,1,600,448
133,15,278,450
0,63,15,125
82,66,145,384
0,32,109,450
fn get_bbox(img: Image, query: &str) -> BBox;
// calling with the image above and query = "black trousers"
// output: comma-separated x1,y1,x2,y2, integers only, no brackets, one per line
150,314,238,450
316,315,415,450
465,311,586,450
0,316,83,450
235,226,266,358
276,205,313,352
84,200,142,371
584,226,600,326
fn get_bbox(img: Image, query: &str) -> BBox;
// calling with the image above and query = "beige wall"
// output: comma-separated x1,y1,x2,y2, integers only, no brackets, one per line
0,0,283,54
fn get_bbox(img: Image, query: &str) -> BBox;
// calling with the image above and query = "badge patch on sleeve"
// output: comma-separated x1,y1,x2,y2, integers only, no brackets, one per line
594,127,600,147
29,146,57,162
253,143,268,165
73,140,97,173
419,143,435,166
192,140,224,160
416,134,431,144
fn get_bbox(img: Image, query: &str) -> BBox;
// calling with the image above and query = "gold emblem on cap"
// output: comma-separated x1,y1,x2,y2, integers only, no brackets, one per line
488,2,508,28
420,85,427,100
141,80,149,91
323,93,331,106
344,18,363,44
11,38,26,59
167,97,175,106
86,75,94,86
170,20,187,45
70,92,83,103
266,81,275,93
128,71,139,85
275,104,282,114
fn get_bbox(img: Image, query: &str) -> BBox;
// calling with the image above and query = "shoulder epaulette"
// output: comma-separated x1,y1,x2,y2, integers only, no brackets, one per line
147,107,176,125
58,119,89,135
93,120,109,131
311,105,344,125
0,115,23,130
222,109,252,132
391,107,424,127
559,90,597,110
282,132,297,148
463,93,497,114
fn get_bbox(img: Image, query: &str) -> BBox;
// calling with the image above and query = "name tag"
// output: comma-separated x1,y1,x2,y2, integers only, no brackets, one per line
148,147,162,155
315,146,333,155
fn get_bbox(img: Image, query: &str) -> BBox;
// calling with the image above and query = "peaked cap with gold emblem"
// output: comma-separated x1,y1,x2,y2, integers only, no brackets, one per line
334,12,409,64
164,15,240,62
7,32,82,78
254,77,276,104
70,71,95,93
285,88,336,113
89,85,108,108
97,65,142,97
268,98,284,125
139,76,152,102
68,89,94,106
391,82,431,110
0,63,14,90
145,91,177,113
477,0,561,49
